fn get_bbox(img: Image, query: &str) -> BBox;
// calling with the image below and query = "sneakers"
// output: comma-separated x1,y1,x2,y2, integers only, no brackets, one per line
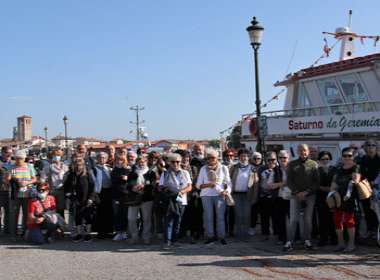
84,234,93,242
72,234,83,242
343,246,355,253
283,241,293,252
113,232,127,241
248,228,256,236
220,239,227,245
304,240,313,250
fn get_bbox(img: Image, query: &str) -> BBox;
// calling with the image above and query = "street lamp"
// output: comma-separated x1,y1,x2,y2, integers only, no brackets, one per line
44,126,48,148
247,16,265,153
63,116,69,159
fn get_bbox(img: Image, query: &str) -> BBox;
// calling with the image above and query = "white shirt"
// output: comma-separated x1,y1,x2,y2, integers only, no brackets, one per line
196,165,232,197
159,169,191,205
234,166,250,192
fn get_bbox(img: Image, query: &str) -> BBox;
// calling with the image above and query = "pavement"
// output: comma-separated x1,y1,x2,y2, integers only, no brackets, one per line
0,235,379,280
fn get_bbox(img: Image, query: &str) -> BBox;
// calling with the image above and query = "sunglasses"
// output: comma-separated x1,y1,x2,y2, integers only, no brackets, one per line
367,144,377,147
342,154,353,158
38,189,48,193
267,159,276,162
279,157,288,159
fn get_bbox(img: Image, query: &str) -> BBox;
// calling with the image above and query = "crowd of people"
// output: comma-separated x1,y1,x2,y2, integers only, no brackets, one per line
0,140,379,253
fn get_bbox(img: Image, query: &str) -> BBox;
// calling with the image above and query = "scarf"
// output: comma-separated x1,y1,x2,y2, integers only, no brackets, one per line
206,162,222,184
135,166,149,185
163,169,184,193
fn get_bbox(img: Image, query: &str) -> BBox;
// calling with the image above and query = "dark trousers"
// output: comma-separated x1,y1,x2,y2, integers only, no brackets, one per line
180,195,203,238
0,192,9,233
9,197,29,236
361,198,378,232
259,197,275,236
316,193,337,243
250,203,259,229
225,205,235,237
94,188,114,235
274,197,289,243
112,200,128,232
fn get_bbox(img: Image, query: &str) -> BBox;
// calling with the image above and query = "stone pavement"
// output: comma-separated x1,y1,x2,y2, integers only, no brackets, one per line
0,236,379,280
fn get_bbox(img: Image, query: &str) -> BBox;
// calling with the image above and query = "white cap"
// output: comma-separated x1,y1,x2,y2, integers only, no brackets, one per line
15,150,27,159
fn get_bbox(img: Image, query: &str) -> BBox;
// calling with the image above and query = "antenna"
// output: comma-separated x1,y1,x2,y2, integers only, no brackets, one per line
129,105,145,141
348,10,352,28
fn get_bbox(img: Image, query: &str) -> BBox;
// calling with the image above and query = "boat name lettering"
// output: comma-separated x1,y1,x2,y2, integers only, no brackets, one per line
288,120,323,130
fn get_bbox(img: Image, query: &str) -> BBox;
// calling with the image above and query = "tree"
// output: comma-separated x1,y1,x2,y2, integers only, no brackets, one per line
228,125,242,149
208,139,220,149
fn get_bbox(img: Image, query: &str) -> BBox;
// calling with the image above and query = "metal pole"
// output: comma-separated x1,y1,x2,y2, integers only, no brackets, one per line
130,105,145,142
44,127,48,148
253,45,263,154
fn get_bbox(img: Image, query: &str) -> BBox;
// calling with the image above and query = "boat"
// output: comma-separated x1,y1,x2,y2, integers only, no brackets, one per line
240,12,380,162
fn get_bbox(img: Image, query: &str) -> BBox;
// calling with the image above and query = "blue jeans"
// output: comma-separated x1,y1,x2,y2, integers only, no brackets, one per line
201,196,226,239
113,200,128,232
27,221,58,244
164,204,185,242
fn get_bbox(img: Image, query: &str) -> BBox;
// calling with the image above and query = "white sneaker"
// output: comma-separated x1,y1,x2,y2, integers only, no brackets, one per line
304,240,313,250
113,232,124,241
248,228,256,236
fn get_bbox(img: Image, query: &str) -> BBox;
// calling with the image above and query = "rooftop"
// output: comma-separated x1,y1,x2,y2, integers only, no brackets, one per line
275,53,380,86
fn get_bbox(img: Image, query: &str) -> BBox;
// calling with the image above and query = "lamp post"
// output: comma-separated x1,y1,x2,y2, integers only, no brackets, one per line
247,17,265,154
63,116,69,159
44,126,48,148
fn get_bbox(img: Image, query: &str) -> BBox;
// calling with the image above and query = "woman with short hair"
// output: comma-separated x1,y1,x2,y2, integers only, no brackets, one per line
330,147,360,252
159,153,192,246
196,148,231,245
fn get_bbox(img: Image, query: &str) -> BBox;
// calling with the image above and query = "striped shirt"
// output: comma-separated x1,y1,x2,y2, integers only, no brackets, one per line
10,164,36,198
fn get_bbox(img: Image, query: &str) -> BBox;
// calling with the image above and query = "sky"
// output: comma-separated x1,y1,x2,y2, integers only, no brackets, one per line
1,0,380,141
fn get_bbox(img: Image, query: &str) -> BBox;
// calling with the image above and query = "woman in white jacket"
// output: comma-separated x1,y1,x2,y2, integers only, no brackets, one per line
196,148,231,245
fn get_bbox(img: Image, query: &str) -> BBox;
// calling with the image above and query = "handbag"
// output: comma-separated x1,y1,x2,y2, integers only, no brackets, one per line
225,192,235,206
356,179,372,200
326,191,341,209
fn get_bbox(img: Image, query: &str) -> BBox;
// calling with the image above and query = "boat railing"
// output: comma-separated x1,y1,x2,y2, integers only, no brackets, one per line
242,101,380,119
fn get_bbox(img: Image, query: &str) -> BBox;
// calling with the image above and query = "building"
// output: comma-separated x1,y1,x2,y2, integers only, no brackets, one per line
51,135,75,149
17,115,32,142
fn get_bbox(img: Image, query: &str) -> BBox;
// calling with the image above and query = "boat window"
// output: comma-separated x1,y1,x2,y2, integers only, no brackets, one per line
337,74,368,103
296,83,313,116
317,78,348,114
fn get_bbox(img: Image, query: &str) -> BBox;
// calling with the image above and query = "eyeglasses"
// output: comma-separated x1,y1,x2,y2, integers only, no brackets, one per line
342,154,353,158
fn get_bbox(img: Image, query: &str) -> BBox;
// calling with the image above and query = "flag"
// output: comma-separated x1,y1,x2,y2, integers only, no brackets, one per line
323,38,330,57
